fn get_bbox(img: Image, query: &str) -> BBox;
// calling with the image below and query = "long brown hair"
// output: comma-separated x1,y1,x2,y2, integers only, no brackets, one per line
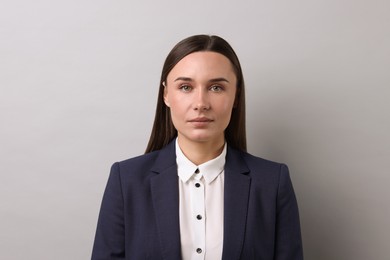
145,35,246,153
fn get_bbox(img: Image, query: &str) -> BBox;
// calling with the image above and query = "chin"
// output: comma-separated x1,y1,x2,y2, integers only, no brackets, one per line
187,135,212,143
181,131,222,144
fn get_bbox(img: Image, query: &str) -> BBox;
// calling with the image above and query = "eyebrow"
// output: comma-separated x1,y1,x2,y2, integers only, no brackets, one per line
174,77,230,83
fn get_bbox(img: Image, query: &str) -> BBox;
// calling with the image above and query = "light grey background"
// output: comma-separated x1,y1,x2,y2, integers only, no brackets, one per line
1,0,389,259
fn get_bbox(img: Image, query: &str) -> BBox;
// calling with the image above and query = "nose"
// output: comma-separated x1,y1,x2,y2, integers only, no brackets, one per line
194,88,210,111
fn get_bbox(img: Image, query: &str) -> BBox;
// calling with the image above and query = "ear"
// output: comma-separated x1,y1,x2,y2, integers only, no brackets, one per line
163,82,170,107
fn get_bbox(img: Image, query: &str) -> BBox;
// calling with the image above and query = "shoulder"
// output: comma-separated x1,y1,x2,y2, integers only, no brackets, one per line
110,141,176,179
117,150,160,171
228,147,290,183
228,145,286,172
234,150,295,199
240,151,287,173
105,152,159,185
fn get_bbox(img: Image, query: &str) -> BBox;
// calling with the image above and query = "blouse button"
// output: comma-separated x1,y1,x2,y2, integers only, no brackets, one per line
195,183,200,188
196,248,202,254
195,168,200,174
196,214,202,220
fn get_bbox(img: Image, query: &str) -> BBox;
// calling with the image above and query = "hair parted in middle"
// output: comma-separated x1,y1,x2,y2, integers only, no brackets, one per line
145,34,246,153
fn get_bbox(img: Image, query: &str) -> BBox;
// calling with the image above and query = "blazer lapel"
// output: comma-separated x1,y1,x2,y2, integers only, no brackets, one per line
222,146,251,260
150,141,182,260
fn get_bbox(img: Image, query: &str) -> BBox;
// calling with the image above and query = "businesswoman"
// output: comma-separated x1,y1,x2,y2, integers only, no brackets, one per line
92,35,303,260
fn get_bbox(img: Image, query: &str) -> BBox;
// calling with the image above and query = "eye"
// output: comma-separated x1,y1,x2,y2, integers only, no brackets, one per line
179,84,192,92
209,85,223,92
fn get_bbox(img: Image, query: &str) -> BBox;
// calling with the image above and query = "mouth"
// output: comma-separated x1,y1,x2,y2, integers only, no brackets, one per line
188,117,213,127
188,117,213,123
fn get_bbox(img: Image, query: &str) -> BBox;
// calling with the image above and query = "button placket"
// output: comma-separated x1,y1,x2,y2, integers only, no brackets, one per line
190,169,205,259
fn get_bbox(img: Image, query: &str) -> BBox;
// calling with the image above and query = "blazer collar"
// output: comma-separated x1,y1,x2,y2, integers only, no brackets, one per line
222,145,251,260
150,141,251,260
150,141,182,260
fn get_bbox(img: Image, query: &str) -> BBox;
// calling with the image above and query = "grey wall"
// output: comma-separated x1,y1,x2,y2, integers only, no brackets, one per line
1,1,389,259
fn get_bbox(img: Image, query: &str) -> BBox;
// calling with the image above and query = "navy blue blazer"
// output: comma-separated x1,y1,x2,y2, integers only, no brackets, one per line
92,141,303,260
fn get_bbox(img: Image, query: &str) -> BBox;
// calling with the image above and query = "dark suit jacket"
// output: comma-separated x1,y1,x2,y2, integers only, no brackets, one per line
92,141,303,260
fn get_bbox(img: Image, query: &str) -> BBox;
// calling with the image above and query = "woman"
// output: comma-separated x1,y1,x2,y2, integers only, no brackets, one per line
92,35,303,260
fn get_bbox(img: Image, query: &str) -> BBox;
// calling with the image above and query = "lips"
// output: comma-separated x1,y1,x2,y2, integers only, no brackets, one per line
188,117,213,123
188,117,213,127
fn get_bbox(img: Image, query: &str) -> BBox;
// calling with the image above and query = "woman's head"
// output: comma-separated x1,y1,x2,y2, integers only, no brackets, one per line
146,35,246,153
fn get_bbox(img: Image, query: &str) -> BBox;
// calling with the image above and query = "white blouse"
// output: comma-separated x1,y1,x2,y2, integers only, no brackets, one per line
176,139,226,260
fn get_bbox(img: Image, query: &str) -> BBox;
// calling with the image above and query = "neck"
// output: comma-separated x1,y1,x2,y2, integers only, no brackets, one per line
177,136,225,165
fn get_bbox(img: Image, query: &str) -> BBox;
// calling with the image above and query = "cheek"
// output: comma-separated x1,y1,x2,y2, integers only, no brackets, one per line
169,96,181,108
219,101,236,126
217,98,235,115
169,94,192,111
168,96,188,120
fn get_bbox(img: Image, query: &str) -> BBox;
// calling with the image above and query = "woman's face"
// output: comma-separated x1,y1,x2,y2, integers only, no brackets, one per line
164,51,237,146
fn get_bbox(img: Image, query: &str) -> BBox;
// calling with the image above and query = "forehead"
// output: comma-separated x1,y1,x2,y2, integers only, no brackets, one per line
167,51,236,81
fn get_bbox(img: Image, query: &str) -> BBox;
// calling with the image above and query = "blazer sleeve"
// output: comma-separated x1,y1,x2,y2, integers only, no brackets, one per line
274,164,304,260
91,162,126,260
